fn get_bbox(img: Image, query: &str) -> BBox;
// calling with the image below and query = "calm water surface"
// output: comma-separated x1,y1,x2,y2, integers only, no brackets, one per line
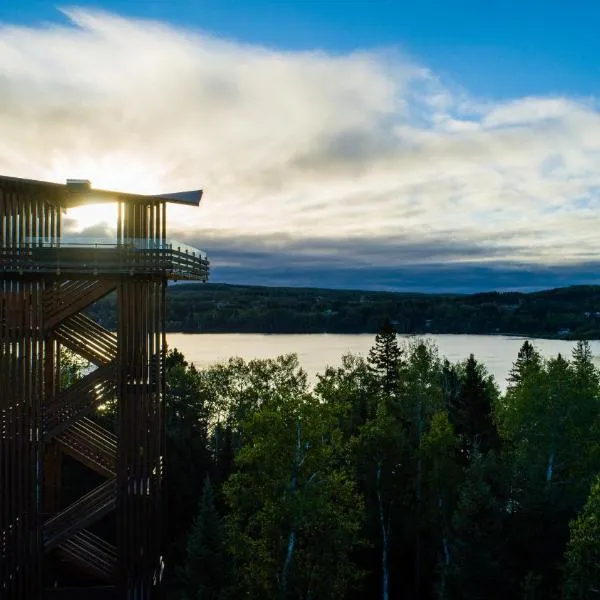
166,333,600,392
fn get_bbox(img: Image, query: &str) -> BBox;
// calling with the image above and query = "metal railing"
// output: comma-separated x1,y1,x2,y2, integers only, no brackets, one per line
0,236,209,280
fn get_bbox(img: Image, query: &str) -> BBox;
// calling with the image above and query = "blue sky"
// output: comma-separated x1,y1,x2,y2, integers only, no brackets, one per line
1,2,600,292
4,0,600,98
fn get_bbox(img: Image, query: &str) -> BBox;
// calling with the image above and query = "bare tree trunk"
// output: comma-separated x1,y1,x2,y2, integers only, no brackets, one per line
281,528,296,598
280,421,302,599
546,449,555,483
376,464,391,600
415,394,423,599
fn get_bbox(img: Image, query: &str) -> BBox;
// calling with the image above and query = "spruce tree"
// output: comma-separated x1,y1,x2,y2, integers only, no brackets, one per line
571,340,599,393
368,320,403,399
180,476,227,600
455,355,500,458
508,341,542,388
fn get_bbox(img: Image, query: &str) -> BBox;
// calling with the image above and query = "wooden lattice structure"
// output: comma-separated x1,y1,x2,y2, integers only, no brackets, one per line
0,175,209,599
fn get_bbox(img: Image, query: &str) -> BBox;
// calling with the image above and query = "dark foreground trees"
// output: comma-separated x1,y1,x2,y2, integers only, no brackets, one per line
62,328,597,599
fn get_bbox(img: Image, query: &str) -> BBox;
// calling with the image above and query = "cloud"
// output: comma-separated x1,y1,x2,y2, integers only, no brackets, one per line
1,8,600,291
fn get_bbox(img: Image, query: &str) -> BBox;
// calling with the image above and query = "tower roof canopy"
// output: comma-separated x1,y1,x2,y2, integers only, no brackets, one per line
0,174,203,208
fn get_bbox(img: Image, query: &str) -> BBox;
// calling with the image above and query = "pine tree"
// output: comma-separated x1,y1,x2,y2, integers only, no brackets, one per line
180,476,227,600
368,320,403,399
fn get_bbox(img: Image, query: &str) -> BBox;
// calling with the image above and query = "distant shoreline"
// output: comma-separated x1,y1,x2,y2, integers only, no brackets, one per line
164,329,600,342
86,282,600,342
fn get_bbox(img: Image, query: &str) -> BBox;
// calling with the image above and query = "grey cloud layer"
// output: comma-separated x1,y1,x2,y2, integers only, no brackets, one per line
1,9,600,291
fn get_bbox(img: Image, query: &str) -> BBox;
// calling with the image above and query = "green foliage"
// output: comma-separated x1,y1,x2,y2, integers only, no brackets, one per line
158,337,600,600
60,331,599,600
507,340,543,389
163,348,213,572
498,348,599,504
180,476,227,600
223,359,363,599
368,320,403,398
563,475,600,599
452,354,500,458
315,353,374,439
59,347,90,389
444,451,507,600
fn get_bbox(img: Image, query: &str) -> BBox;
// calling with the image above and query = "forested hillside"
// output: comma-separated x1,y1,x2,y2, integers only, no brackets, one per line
58,329,600,599
87,283,600,338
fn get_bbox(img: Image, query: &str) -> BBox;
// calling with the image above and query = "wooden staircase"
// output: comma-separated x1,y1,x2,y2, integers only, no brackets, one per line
44,363,116,438
44,281,115,331
55,530,117,582
55,418,116,478
54,314,117,366
43,280,119,586
43,478,117,551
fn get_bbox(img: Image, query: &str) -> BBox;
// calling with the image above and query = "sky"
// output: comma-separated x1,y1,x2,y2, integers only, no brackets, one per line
1,1,600,293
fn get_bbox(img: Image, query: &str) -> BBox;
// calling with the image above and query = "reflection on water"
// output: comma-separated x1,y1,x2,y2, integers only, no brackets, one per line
166,333,600,393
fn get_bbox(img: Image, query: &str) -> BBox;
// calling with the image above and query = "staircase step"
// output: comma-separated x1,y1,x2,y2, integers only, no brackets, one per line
44,280,116,331
54,314,117,366
44,363,116,439
56,418,117,478
43,478,117,551
54,529,117,582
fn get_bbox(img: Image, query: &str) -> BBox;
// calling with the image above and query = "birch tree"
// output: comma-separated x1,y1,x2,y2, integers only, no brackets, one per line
224,365,363,600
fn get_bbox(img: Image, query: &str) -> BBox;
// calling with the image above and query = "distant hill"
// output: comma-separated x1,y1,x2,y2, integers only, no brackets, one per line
84,283,600,339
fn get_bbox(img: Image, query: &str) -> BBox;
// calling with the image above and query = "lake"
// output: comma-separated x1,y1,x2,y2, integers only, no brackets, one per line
166,333,600,392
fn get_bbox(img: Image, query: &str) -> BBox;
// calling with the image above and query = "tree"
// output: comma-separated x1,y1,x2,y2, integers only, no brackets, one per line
444,451,507,600
453,354,500,459
497,346,600,599
563,475,600,599
368,320,403,399
500,350,598,500
315,353,375,440
400,338,445,598
441,359,461,418
223,357,363,600
420,411,462,599
507,340,542,389
352,395,406,600
163,348,212,570
59,346,89,389
180,476,227,600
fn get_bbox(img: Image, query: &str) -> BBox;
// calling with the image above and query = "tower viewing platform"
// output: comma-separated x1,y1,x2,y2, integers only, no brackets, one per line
0,175,209,280
1,174,209,600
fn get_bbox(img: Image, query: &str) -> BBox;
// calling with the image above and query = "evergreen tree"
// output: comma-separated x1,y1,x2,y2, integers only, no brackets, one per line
441,359,461,418
368,320,403,399
180,476,227,600
563,475,600,599
444,451,507,600
571,341,600,404
454,354,500,458
508,341,542,388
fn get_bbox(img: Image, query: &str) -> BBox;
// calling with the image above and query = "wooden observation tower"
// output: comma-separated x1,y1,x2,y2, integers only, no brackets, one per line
0,175,209,599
